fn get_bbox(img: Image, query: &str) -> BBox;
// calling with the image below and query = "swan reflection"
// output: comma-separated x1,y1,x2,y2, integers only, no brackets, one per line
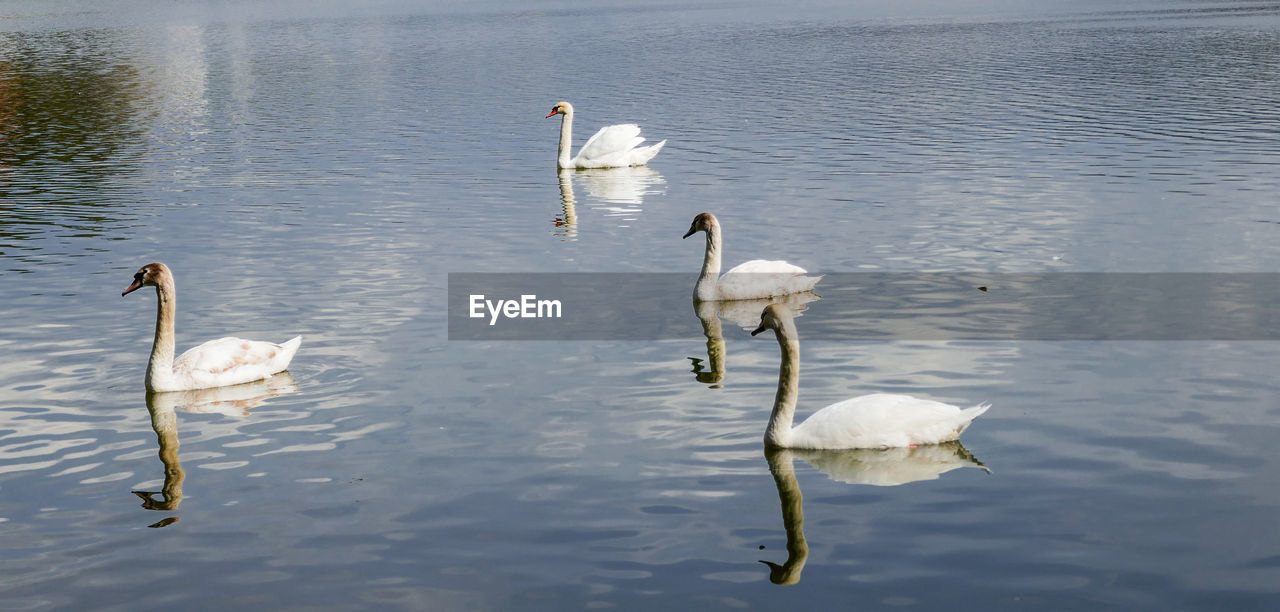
554,167,666,239
554,169,579,240
689,292,819,386
131,373,297,526
760,443,987,584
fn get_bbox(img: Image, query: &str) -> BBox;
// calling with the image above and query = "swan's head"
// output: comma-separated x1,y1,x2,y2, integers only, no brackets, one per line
750,303,794,336
546,101,573,118
122,262,172,296
682,212,718,239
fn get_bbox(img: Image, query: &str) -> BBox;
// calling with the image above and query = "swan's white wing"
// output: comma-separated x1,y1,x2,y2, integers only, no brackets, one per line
724,259,809,276
790,393,986,449
576,124,641,160
626,139,665,166
173,335,301,389
715,259,822,300
573,124,664,168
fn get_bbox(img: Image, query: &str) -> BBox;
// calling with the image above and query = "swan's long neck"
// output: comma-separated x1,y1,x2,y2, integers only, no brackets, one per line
765,316,801,448
146,278,178,392
557,110,574,169
693,224,723,301
763,448,808,585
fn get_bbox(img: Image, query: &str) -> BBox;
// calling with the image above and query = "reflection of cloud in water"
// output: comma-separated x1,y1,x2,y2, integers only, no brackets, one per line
554,167,666,239
761,443,986,584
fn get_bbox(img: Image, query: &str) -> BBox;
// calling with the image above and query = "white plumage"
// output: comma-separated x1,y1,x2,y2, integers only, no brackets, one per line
683,212,822,301
123,262,301,392
751,303,988,449
547,101,666,169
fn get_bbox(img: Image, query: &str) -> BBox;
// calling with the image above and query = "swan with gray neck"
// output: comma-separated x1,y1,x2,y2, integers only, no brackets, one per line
683,212,822,301
122,262,301,392
750,303,989,449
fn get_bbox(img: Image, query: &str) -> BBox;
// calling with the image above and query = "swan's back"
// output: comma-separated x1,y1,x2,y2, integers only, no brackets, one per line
172,335,301,390
574,124,666,169
716,259,823,301
789,393,989,450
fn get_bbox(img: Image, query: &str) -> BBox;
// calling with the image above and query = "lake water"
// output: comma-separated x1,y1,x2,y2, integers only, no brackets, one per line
3,0,1280,609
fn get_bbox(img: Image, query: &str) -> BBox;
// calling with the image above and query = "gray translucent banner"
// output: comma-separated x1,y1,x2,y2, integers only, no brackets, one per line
447,273,1280,341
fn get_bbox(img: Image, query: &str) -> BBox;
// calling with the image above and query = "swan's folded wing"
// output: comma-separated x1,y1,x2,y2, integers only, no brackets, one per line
715,259,821,300
794,394,980,448
724,259,809,276
576,123,644,163
173,336,291,381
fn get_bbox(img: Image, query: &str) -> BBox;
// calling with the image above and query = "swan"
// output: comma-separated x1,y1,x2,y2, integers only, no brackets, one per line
122,262,301,392
546,101,666,169
683,212,822,301
751,304,989,449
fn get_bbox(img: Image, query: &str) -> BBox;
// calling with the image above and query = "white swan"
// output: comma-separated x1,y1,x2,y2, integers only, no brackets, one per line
122,262,301,392
546,101,666,169
751,304,989,449
683,212,822,301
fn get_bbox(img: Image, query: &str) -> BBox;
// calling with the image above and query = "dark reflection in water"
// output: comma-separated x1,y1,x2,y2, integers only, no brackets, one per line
130,374,297,526
761,443,987,585
0,30,147,252
133,397,184,518
689,292,819,386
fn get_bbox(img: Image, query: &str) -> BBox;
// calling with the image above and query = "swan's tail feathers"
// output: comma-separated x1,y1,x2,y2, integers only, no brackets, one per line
958,402,991,429
633,139,666,165
276,336,303,371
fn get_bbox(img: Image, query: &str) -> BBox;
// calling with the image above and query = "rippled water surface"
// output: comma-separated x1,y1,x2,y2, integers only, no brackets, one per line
3,1,1280,609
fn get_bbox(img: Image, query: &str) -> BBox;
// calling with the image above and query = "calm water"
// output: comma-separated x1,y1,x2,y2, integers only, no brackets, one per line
3,0,1280,609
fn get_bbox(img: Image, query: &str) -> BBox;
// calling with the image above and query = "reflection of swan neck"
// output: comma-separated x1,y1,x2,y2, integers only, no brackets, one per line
556,169,578,238
147,276,178,393
138,396,184,511
765,316,801,448
763,448,808,585
694,224,723,301
694,300,726,383
556,106,574,168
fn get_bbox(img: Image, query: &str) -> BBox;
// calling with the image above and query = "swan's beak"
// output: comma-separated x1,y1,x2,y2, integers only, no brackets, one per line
682,226,697,239
546,110,559,118
750,323,767,336
122,280,143,296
